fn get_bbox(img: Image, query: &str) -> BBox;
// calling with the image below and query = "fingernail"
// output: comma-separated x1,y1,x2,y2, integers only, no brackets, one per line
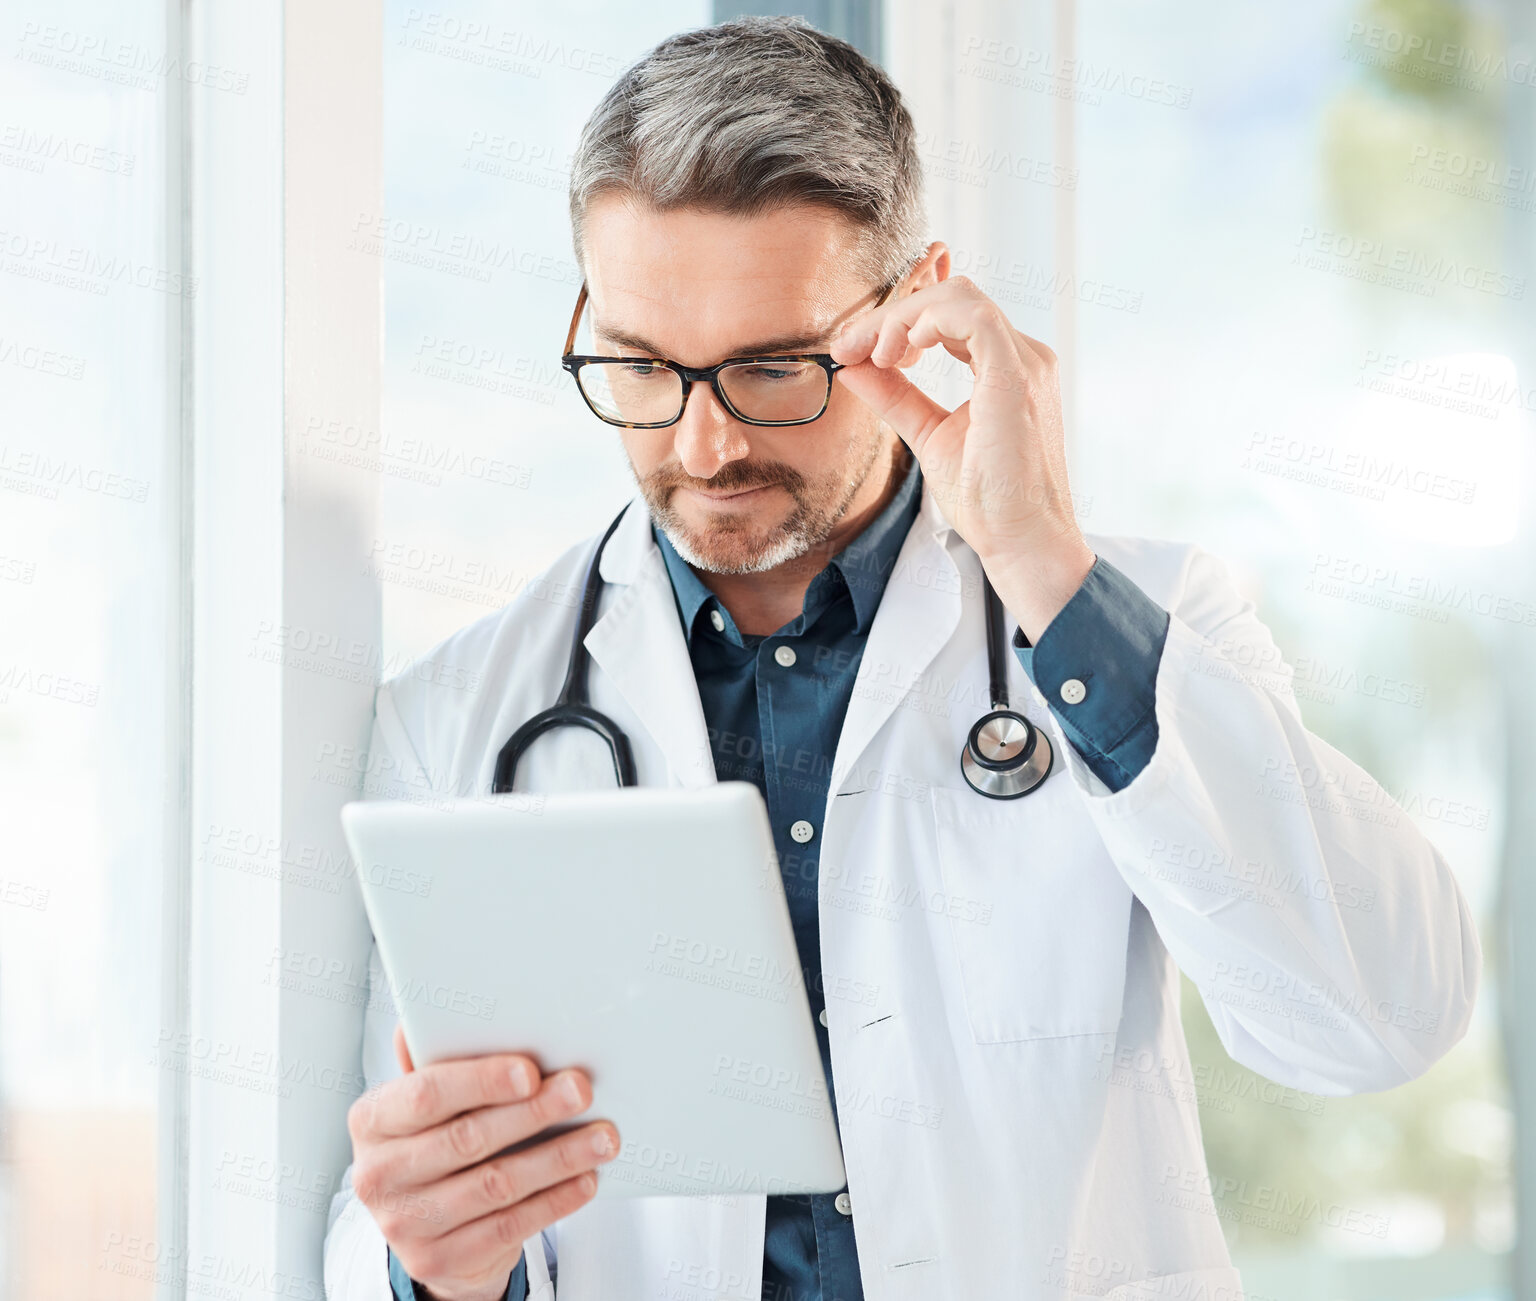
561,1073,584,1107
510,1062,535,1096
591,1127,613,1156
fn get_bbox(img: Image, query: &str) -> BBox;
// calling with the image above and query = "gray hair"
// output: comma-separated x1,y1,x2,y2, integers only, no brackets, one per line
568,14,929,294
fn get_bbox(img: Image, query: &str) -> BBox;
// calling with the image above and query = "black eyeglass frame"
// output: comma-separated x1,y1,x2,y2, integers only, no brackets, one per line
559,277,900,429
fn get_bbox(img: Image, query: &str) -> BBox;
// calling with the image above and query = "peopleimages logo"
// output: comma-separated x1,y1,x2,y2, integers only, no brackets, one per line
14,22,251,94
0,227,198,296
1344,19,1536,89
1294,225,1525,299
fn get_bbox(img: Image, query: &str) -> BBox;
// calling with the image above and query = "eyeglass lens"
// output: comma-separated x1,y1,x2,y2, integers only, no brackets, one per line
577,360,830,425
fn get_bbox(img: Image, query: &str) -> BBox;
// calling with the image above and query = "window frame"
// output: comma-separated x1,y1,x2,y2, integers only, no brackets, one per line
180,0,382,1291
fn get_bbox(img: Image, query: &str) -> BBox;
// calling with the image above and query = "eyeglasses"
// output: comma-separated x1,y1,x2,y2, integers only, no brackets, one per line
560,277,898,429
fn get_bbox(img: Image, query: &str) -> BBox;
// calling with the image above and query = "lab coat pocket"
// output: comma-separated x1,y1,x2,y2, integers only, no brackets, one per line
930,785,1133,1044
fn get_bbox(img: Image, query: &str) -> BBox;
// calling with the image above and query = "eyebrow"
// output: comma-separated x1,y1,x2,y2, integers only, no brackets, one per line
591,317,834,360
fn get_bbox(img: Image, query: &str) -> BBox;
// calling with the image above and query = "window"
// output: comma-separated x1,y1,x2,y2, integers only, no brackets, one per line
377,0,711,667
0,0,188,1293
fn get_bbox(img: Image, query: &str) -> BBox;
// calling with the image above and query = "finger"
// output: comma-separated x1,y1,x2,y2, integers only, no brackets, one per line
833,278,1025,385
391,1170,600,1292
903,297,1034,398
360,1052,555,1142
834,362,952,461
830,276,973,362
407,1119,619,1234
394,1023,414,1075
393,1068,595,1188
1011,328,1057,370
865,312,919,369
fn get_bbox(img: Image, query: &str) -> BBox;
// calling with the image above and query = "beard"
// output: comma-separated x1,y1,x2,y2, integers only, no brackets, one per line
637,425,887,575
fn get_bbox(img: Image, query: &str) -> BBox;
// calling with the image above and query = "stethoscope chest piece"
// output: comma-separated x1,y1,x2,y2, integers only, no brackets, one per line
961,708,1054,800
496,499,1061,804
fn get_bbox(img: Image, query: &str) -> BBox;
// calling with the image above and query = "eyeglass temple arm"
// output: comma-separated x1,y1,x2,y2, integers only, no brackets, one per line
564,281,589,357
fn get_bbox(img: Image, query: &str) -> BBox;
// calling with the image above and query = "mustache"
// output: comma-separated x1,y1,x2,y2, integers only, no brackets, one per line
650,461,806,496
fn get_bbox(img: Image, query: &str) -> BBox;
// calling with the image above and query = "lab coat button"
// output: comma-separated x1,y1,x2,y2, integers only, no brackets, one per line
790,820,815,843
835,1191,852,1215
1060,677,1087,705
818,1007,828,1027
709,609,725,632
774,644,797,668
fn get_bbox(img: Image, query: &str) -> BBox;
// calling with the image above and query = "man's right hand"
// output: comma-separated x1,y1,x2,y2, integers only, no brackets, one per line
348,1023,618,1301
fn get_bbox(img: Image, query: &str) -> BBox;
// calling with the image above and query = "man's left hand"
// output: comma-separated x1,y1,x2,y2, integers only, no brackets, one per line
829,274,1095,643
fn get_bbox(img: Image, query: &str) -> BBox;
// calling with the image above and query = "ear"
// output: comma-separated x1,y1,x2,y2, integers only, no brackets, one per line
907,240,951,293
393,1022,415,1075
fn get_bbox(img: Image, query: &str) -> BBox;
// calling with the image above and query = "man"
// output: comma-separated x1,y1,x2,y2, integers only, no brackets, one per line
324,16,1481,1301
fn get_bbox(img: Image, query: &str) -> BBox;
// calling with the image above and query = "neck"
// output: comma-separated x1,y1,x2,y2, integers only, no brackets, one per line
700,438,909,637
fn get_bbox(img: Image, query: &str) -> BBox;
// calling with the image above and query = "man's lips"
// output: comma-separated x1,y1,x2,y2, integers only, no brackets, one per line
679,483,779,505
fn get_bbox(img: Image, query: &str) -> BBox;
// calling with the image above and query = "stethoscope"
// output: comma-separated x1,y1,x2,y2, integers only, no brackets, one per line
492,503,1054,800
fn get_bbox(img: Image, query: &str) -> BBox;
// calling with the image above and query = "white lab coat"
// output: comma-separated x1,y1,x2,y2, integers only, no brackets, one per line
324,479,1480,1301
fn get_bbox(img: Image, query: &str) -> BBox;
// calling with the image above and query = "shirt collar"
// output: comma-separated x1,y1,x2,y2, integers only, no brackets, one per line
651,454,923,645
653,521,721,646
829,452,922,634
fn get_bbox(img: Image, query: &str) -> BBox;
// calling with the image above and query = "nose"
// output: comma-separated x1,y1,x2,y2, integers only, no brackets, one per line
671,375,751,481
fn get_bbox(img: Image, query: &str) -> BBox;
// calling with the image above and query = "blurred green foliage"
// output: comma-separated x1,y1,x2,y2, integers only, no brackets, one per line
1184,976,1509,1255
1185,1,1516,1266
1323,0,1509,304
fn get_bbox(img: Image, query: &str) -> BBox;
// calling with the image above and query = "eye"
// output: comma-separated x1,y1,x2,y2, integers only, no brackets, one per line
620,361,661,378
736,363,802,382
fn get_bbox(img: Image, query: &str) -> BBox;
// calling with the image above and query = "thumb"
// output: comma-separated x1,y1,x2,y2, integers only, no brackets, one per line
393,1022,414,1074
834,361,948,462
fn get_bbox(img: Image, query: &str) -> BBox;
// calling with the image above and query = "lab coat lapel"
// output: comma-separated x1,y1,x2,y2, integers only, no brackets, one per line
569,500,760,1298
829,479,962,794
583,495,718,789
583,484,963,797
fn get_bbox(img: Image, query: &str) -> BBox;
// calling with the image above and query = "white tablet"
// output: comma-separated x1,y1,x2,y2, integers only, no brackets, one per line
340,782,846,1200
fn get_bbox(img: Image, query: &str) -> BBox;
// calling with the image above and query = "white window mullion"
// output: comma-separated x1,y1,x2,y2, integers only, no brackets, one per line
157,0,194,1290
185,0,381,1290
883,0,1076,427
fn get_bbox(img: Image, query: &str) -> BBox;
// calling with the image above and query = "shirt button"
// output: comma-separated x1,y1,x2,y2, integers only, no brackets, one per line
774,644,797,668
818,1008,828,1027
1060,677,1087,705
709,609,725,633
790,820,815,843
835,1191,852,1216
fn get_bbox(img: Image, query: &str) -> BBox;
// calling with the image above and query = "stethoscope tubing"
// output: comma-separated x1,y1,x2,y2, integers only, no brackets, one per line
493,502,1053,800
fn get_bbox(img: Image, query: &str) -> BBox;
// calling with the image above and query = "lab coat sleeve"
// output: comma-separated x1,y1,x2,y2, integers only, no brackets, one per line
1057,544,1482,1095
324,683,558,1300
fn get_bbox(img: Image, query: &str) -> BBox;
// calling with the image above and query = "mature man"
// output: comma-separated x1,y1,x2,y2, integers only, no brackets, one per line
324,16,1480,1301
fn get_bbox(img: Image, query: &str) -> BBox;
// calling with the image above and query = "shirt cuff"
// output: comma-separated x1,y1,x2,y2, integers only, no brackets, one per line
1012,554,1170,792
389,1246,529,1300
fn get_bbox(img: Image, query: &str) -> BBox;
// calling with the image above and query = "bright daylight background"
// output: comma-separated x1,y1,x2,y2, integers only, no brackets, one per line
1,0,1531,1297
